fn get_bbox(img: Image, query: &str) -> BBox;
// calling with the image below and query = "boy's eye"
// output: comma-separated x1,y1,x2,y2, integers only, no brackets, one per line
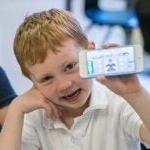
40,76,53,83
65,62,78,72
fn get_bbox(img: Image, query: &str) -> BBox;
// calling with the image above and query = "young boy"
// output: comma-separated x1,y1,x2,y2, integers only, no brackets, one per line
1,8,150,150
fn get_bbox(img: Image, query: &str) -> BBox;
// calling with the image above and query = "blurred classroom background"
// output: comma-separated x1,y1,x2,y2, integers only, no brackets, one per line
0,0,150,94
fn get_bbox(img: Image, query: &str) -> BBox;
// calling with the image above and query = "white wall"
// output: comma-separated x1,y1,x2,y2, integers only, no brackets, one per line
0,0,64,94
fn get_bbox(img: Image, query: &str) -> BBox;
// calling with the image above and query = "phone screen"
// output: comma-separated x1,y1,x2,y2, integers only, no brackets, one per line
86,47,136,76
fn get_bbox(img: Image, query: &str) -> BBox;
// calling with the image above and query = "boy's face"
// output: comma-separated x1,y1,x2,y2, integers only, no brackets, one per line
28,39,92,111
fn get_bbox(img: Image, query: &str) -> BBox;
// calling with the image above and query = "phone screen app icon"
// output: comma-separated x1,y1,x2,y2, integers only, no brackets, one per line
87,47,136,75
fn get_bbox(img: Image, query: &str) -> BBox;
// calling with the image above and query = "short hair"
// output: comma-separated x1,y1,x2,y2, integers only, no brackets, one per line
13,8,88,77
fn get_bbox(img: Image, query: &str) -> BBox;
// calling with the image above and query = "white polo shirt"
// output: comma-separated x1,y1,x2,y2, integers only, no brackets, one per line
22,80,149,150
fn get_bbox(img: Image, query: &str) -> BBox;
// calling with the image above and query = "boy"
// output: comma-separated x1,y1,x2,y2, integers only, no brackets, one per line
1,8,150,150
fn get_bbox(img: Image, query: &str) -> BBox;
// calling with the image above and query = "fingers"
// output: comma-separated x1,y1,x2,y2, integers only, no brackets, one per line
28,87,62,120
96,76,108,85
40,101,53,117
96,76,117,87
87,41,95,50
96,75,121,89
102,43,120,49
49,101,61,119
34,87,61,120
43,100,62,120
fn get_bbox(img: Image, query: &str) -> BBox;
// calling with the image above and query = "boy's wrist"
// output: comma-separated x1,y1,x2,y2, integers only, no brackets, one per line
9,98,26,115
121,86,147,104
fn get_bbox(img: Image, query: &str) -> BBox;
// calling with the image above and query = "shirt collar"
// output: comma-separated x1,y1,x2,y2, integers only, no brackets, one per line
42,79,108,130
83,79,108,114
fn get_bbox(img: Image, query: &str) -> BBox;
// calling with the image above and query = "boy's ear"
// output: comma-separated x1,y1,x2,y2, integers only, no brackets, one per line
87,41,95,50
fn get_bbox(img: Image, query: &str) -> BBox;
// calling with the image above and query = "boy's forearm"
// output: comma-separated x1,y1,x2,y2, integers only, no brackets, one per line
123,87,150,132
0,101,24,150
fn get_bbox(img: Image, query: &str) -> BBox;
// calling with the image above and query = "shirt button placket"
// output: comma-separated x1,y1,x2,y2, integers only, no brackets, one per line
70,137,83,150
71,137,76,144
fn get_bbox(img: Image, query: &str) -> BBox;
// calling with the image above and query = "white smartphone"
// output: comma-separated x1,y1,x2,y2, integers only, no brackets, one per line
79,45,144,78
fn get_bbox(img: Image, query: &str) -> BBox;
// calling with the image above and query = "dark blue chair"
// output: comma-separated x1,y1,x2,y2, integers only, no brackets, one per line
85,7,139,44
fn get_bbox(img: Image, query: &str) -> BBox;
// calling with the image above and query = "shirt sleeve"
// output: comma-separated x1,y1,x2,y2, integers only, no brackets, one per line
21,114,41,150
22,143,40,150
121,100,150,148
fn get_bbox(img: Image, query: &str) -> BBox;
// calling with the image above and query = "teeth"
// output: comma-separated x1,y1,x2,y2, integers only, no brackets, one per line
62,89,79,98
64,91,76,97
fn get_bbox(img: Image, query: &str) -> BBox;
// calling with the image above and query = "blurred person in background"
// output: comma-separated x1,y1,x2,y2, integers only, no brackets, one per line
136,0,150,54
0,67,17,131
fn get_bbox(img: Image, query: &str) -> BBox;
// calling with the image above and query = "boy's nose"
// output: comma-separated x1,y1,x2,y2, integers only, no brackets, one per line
57,79,72,92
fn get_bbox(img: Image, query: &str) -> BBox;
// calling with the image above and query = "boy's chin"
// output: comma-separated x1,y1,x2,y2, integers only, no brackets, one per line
64,98,89,111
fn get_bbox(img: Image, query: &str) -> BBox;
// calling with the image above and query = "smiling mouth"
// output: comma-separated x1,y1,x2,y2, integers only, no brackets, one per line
61,89,81,102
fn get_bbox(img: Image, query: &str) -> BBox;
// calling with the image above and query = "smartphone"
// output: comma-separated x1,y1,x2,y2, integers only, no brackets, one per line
79,45,144,78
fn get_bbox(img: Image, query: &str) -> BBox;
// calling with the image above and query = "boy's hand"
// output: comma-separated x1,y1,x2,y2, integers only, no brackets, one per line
96,43,142,98
96,74,142,96
11,87,61,119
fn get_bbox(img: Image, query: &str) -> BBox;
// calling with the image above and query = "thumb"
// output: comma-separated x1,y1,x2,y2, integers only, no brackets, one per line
96,76,108,85
102,43,120,49
87,41,95,49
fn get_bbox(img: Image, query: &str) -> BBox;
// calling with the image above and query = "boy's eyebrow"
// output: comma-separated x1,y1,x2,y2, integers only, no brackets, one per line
61,60,70,67
61,58,78,67
34,73,53,81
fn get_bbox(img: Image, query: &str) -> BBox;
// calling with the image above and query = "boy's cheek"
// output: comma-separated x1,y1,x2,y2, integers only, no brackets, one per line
35,85,55,99
80,78,92,90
